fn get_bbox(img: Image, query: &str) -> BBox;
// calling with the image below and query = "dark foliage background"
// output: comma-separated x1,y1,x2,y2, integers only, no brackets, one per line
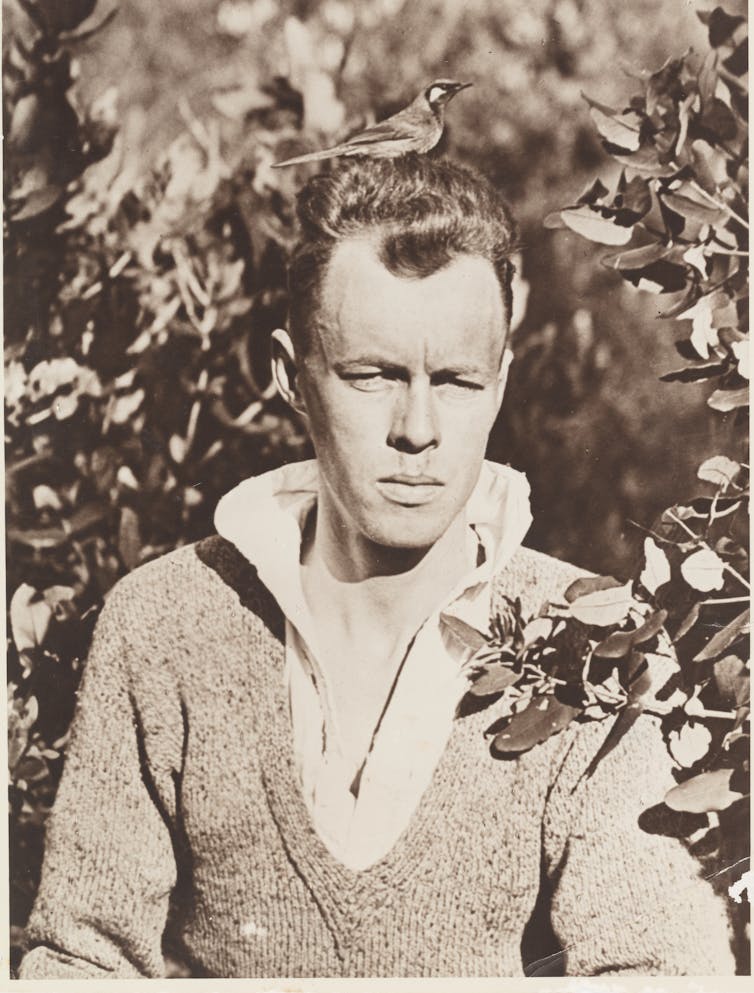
4,0,748,975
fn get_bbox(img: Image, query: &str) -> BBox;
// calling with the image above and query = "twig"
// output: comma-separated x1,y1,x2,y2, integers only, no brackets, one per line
667,511,751,592
701,596,750,605
704,248,749,258
184,368,209,457
688,178,749,231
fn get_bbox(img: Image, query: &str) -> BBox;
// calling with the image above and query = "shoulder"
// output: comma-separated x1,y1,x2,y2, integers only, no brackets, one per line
492,545,593,617
101,535,284,645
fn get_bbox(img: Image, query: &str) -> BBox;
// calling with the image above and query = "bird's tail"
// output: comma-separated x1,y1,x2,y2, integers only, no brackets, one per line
272,146,346,169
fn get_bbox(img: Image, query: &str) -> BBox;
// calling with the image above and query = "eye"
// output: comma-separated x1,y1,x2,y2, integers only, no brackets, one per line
433,373,485,393
340,369,402,391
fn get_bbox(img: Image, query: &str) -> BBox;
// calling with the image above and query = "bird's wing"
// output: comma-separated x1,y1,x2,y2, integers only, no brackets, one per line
342,116,413,145
272,109,420,168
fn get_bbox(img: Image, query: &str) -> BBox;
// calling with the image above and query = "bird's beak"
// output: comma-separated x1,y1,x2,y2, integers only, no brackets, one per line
454,82,473,93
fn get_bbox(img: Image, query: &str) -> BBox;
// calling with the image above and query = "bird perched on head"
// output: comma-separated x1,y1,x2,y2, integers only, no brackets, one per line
272,79,472,168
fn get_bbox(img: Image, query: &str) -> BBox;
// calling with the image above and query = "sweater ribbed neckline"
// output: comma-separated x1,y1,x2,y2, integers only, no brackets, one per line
254,602,494,956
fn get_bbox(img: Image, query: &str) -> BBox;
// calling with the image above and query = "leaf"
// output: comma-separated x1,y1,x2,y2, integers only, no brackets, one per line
680,548,726,592
612,147,677,177
169,434,188,464
628,260,689,295
617,174,652,218
633,609,669,645
602,242,670,271
543,210,566,230
640,537,672,595
645,55,684,115
706,7,745,48
564,574,624,603
660,362,726,383
665,768,744,813
707,387,749,411
211,85,275,119
443,614,488,653
110,389,145,425
713,654,748,708
468,661,520,697
589,107,642,151
691,139,730,192
697,50,719,110
682,245,708,278
699,97,738,143
67,502,109,537
577,178,610,205
523,616,555,646
9,185,64,222
678,296,716,360
593,629,635,659
32,484,63,510
661,191,727,229
118,507,142,571
668,722,713,768
675,602,701,641
694,609,749,662
723,39,747,77
559,206,633,246
659,285,701,319
10,585,52,653
42,585,76,616
731,340,749,380
569,582,635,627
7,526,68,550
698,455,741,487
490,695,580,755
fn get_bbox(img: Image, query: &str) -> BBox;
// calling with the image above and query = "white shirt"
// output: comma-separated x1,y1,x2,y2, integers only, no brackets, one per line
215,459,532,870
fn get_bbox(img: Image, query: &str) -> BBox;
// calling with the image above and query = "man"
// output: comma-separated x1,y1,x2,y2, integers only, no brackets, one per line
20,155,734,978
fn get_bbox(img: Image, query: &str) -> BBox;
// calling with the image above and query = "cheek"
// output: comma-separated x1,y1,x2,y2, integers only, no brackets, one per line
305,383,388,462
440,395,498,453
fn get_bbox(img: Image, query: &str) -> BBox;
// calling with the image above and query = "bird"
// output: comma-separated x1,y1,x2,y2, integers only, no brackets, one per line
272,79,472,168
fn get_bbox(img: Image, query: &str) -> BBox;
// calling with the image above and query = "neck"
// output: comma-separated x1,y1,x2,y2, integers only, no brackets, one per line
300,497,472,650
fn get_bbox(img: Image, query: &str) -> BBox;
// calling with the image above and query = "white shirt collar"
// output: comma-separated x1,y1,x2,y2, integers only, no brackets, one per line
215,458,532,638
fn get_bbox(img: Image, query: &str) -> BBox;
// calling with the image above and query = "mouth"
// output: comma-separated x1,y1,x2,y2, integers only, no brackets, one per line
376,475,444,506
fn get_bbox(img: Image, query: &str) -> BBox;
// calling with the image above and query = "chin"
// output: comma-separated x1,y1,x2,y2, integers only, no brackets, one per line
361,503,453,551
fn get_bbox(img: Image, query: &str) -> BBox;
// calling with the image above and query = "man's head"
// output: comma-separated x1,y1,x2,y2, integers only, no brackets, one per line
272,155,519,556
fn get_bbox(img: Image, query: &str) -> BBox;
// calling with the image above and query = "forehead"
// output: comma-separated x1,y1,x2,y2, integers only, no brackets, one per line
316,236,505,368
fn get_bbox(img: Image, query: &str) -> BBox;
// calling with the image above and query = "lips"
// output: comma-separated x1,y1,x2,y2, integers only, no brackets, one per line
376,474,444,506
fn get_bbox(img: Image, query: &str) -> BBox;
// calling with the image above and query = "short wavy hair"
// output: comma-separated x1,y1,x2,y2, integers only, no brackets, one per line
288,154,519,355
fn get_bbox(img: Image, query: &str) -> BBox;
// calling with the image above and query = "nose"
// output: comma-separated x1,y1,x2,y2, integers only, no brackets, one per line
388,379,440,454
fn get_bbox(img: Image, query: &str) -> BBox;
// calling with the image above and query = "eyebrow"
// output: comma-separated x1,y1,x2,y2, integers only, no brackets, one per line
333,358,489,378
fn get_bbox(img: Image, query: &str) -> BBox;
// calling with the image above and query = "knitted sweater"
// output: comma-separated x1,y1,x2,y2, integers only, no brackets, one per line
20,535,734,979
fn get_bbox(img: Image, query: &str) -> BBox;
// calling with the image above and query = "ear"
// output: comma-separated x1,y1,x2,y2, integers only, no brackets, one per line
270,328,307,416
494,347,513,408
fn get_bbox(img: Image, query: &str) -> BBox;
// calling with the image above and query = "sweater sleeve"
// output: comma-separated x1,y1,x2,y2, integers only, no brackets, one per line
18,586,177,979
542,710,736,976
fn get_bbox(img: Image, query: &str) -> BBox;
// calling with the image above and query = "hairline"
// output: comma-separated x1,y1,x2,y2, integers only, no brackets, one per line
290,229,513,359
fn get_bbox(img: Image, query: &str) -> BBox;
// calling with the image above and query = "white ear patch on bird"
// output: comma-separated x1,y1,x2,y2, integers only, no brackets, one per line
427,85,449,104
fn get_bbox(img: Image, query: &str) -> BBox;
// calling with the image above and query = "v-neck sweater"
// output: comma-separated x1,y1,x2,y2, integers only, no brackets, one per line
20,535,734,979
214,458,534,872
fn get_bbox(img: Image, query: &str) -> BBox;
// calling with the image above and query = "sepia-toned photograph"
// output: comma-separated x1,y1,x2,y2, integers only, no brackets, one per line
4,0,750,984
